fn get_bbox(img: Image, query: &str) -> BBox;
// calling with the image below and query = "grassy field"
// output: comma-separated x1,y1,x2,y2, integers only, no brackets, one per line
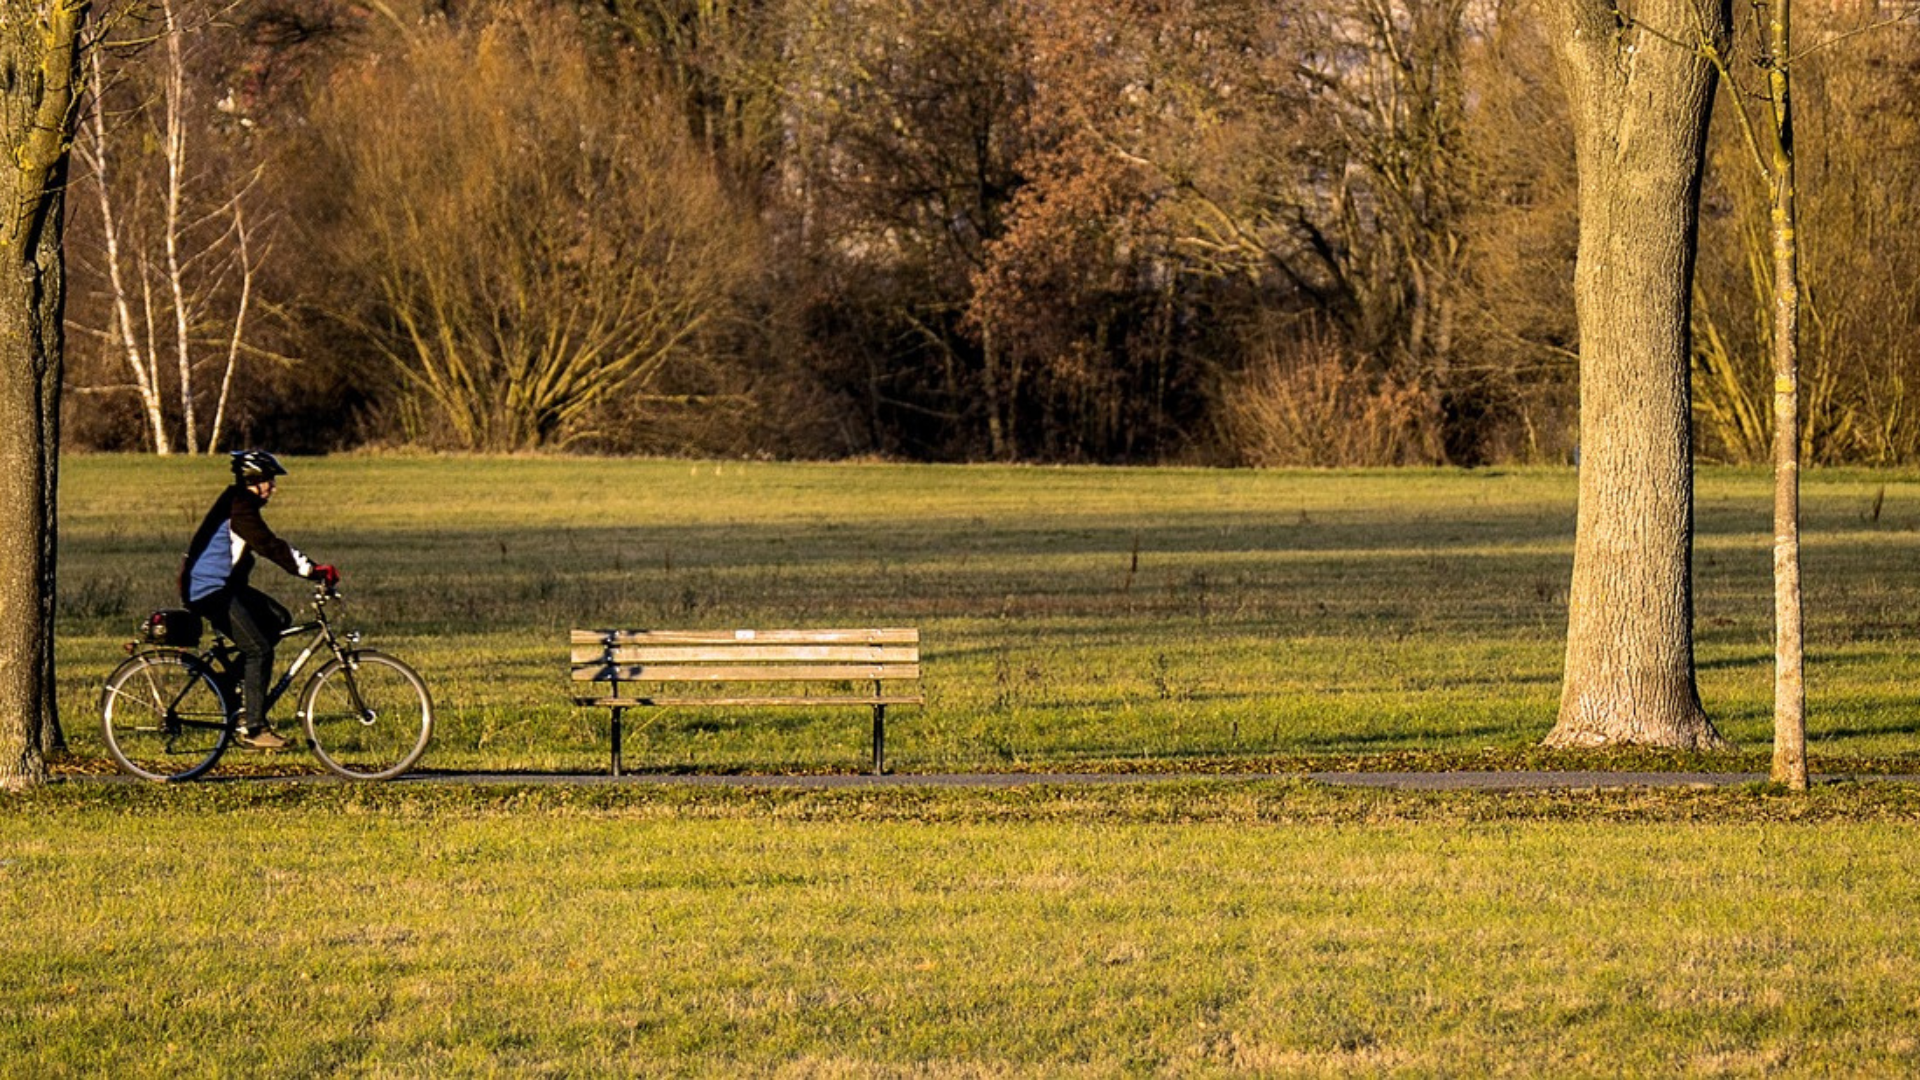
6,781,1920,1075
47,455,1920,774
17,457,1920,1074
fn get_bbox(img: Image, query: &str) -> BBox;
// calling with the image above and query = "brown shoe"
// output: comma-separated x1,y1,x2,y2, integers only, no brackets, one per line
237,727,291,751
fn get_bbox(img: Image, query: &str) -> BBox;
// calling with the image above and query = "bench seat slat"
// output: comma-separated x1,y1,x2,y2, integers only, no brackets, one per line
572,663,921,683
572,628,917,646
576,695,925,708
570,627,923,776
571,645,919,665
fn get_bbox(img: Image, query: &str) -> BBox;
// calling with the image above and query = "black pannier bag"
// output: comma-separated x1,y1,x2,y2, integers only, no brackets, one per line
140,609,203,647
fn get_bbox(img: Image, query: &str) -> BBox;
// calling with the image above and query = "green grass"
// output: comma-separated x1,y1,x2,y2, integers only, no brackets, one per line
6,781,1920,1075
25,461,1920,1072
48,455,1920,774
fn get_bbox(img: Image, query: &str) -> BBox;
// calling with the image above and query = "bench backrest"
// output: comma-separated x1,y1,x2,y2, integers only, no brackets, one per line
571,629,920,689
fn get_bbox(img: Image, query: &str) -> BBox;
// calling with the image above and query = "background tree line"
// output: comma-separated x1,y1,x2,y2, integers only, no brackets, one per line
58,0,1920,465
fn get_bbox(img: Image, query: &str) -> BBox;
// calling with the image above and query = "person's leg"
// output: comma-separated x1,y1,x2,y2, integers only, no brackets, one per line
188,593,240,703
225,588,290,734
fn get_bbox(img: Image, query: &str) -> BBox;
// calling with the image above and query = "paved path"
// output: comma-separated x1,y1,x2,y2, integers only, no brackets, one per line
361,769,1916,790
72,768,1919,788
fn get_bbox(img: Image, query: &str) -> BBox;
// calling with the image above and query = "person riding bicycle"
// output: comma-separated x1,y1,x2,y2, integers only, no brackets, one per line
181,450,339,750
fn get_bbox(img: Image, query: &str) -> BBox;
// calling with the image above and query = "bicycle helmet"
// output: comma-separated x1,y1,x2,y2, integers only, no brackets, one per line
230,449,288,483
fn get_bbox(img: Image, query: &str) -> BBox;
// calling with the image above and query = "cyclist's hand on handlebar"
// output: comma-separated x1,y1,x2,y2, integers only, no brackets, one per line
311,564,340,590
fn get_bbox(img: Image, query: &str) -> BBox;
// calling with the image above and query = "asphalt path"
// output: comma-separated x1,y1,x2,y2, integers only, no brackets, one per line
341,768,1917,789
67,767,1920,788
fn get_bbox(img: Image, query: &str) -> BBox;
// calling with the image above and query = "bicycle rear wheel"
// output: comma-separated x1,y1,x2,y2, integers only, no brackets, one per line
100,651,233,782
299,650,433,780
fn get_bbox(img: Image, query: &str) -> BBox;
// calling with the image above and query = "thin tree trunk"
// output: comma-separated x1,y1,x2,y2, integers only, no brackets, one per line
1766,0,1808,789
1543,0,1731,749
161,0,200,453
981,325,1009,461
37,129,69,758
207,204,255,453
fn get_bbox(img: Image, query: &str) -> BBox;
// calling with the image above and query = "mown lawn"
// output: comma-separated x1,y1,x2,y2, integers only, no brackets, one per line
21,458,1920,1073
48,455,1920,774
5,781,1920,1075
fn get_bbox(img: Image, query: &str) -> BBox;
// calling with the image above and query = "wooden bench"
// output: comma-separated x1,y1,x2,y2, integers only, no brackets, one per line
570,628,923,775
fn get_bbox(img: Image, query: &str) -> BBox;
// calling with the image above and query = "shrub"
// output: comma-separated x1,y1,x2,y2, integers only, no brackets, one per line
1220,331,1442,467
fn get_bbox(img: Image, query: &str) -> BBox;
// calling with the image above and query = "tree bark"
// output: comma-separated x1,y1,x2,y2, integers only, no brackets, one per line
1543,0,1731,749
37,151,67,759
0,254,52,790
2,0,88,790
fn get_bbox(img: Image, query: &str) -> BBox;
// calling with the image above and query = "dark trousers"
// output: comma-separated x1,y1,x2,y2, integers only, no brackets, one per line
191,587,290,730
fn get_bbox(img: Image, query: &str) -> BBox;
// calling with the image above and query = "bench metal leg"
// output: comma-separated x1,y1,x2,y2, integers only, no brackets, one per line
611,706,625,777
871,704,887,775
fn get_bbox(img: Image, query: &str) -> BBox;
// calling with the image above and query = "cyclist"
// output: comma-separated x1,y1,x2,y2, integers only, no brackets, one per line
181,450,339,750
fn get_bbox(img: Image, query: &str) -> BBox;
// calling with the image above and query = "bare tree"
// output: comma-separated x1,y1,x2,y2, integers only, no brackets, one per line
72,0,266,455
1689,4,1920,471
594,0,788,185
1697,0,1811,787
1759,0,1807,787
1540,0,1731,749
782,0,1033,458
1,0,88,791
1700,2,1918,786
312,5,757,450
1000,0,1518,462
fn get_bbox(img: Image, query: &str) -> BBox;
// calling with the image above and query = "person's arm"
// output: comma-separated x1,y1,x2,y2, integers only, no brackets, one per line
229,492,315,578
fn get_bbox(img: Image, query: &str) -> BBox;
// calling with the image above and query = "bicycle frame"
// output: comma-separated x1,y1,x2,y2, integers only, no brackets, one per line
204,587,360,722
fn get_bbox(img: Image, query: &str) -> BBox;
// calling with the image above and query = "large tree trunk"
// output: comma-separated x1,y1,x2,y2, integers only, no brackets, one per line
1543,0,1731,749
0,261,52,790
2,0,87,790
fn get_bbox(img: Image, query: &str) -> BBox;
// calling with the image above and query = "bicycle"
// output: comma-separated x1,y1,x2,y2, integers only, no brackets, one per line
100,585,433,782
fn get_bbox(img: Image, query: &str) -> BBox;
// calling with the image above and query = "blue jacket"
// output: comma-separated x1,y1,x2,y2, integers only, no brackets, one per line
182,485,314,603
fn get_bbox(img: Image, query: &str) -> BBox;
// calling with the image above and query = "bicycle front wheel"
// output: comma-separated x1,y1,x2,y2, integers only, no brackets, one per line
100,651,233,782
299,650,433,780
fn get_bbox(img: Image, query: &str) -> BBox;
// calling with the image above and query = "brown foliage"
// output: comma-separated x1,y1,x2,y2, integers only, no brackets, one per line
966,134,1195,460
978,0,1582,465
773,0,1037,459
304,2,763,451
1220,325,1442,467
49,0,1920,465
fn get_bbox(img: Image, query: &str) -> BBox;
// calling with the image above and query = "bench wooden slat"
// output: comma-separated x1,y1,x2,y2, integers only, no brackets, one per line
571,644,919,665
572,628,918,646
570,627,923,776
576,695,926,708
572,663,922,683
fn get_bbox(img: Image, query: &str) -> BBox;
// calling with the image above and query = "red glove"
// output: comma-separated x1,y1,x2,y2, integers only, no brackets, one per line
312,564,340,588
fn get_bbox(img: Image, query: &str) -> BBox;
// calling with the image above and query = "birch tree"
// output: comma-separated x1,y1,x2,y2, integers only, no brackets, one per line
1759,0,1807,787
1697,0,1811,787
74,0,264,455
1699,2,1917,787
